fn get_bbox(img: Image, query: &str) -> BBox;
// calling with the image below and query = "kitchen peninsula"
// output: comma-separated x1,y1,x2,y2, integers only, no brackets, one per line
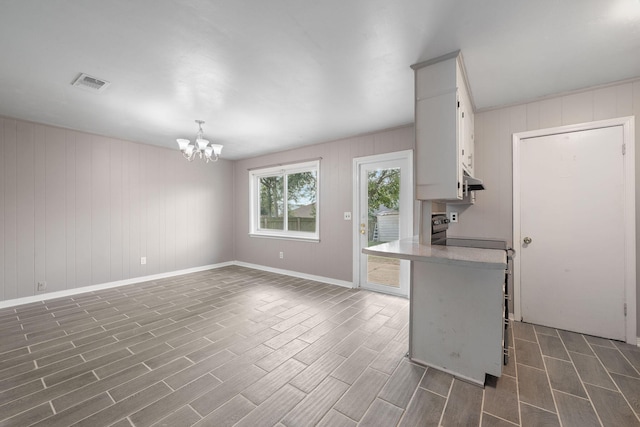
367,50,510,385
364,237,507,385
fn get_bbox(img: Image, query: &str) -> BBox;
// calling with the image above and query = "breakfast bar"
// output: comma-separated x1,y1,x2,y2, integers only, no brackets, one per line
364,236,508,385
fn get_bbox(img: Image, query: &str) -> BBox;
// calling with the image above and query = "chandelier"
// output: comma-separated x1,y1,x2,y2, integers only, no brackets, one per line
176,120,223,163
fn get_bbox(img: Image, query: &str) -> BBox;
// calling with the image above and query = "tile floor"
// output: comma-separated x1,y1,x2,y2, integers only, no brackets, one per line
0,265,639,426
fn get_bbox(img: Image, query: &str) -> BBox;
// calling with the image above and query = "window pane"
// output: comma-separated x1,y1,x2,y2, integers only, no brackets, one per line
287,171,317,233
259,176,284,230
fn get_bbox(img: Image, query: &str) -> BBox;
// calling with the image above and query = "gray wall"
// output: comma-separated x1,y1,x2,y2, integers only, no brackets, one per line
0,117,234,301
448,79,640,332
3,79,638,333
233,125,414,282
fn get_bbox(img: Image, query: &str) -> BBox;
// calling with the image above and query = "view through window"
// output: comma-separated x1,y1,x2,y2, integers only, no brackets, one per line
250,160,319,241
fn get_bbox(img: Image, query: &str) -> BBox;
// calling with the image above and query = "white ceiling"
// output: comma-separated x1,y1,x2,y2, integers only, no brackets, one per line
1,1,639,159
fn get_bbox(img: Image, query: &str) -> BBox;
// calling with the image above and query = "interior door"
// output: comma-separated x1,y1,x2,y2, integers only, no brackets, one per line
519,126,627,340
355,152,412,297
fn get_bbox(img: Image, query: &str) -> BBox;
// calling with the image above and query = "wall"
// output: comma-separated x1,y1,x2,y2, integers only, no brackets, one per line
233,125,414,282
448,79,640,332
0,117,234,302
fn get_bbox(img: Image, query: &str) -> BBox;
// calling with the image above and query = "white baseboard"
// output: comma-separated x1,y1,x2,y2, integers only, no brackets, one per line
233,261,354,289
0,261,354,310
0,262,235,310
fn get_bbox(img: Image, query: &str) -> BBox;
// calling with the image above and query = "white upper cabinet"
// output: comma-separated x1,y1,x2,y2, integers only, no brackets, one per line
412,51,475,201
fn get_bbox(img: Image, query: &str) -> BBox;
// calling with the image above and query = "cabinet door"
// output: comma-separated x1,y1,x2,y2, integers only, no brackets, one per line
415,91,461,200
458,90,474,174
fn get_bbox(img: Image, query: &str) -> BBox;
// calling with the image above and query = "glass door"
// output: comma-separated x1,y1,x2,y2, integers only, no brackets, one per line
354,151,412,297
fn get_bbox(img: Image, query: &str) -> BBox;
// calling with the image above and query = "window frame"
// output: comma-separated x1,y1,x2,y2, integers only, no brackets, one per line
249,160,320,242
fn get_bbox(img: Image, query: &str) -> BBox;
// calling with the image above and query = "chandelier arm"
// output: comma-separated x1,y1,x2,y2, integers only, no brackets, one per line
177,120,222,163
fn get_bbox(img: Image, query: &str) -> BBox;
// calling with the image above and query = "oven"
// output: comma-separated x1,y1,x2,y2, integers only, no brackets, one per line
431,214,514,366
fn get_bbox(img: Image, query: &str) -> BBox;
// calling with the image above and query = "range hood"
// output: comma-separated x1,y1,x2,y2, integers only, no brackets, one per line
463,171,485,191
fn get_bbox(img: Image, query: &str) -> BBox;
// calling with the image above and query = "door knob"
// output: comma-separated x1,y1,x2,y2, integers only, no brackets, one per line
523,237,532,244
360,223,366,235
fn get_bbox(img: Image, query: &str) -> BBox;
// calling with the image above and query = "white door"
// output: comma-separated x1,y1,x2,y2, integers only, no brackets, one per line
518,126,627,340
353,151,412,297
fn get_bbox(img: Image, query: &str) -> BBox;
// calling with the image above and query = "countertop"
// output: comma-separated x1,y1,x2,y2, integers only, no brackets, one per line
363,236,507,270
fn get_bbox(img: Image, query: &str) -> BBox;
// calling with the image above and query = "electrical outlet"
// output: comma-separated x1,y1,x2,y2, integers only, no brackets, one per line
343,212,352,220
449,212,458,223
279,251,284,259
37,281,47,292
140,256,147,265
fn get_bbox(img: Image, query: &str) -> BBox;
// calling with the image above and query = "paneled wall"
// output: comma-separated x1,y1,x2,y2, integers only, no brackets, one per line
0,117,234,302
233,125,414,282
448,79,640,331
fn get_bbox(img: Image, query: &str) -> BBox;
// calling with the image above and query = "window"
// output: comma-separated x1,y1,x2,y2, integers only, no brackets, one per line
249,160,319,241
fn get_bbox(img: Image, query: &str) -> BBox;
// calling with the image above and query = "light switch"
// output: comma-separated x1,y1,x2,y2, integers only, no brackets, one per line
344,212,352,220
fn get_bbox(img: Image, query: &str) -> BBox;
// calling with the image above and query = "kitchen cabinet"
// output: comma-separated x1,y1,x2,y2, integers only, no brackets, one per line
412,51,475,201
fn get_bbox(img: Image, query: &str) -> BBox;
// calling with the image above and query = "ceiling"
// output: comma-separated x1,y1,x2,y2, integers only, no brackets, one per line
1,1,639,160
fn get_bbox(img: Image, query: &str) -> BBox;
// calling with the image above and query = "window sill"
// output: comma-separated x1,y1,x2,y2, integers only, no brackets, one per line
249,233,320,243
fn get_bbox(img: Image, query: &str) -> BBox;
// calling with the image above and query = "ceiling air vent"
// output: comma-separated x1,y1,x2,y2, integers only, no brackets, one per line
71,73,110,93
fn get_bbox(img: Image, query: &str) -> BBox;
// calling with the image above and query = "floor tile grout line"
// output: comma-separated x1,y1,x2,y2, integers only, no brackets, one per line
553,388,593,402
390,361,427,427
583,336,640,423
560,331,606,426
539,352,563,426
519,400,559,414
613,344,640,378
583,381,640,424
478,380,486,426
486,412,520,426
47,399,56,416
512,322,523,427
435,368,455,427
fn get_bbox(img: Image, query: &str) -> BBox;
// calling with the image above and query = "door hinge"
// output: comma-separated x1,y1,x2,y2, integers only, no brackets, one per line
624,303,627,316
457,101,460,108
622,144,626,155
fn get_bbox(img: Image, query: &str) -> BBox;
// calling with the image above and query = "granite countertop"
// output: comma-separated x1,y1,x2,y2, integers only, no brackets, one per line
363,236,507,270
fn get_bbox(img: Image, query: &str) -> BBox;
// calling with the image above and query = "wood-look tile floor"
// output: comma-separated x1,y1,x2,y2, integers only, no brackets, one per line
1,265,639,426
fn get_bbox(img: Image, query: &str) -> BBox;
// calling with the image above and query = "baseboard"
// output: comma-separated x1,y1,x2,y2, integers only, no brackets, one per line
233,261,354,289
0,262,235,310
0,261,353,310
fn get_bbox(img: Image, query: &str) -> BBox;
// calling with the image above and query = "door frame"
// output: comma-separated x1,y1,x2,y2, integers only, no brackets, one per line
352,150,413,296
512,116,636,344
